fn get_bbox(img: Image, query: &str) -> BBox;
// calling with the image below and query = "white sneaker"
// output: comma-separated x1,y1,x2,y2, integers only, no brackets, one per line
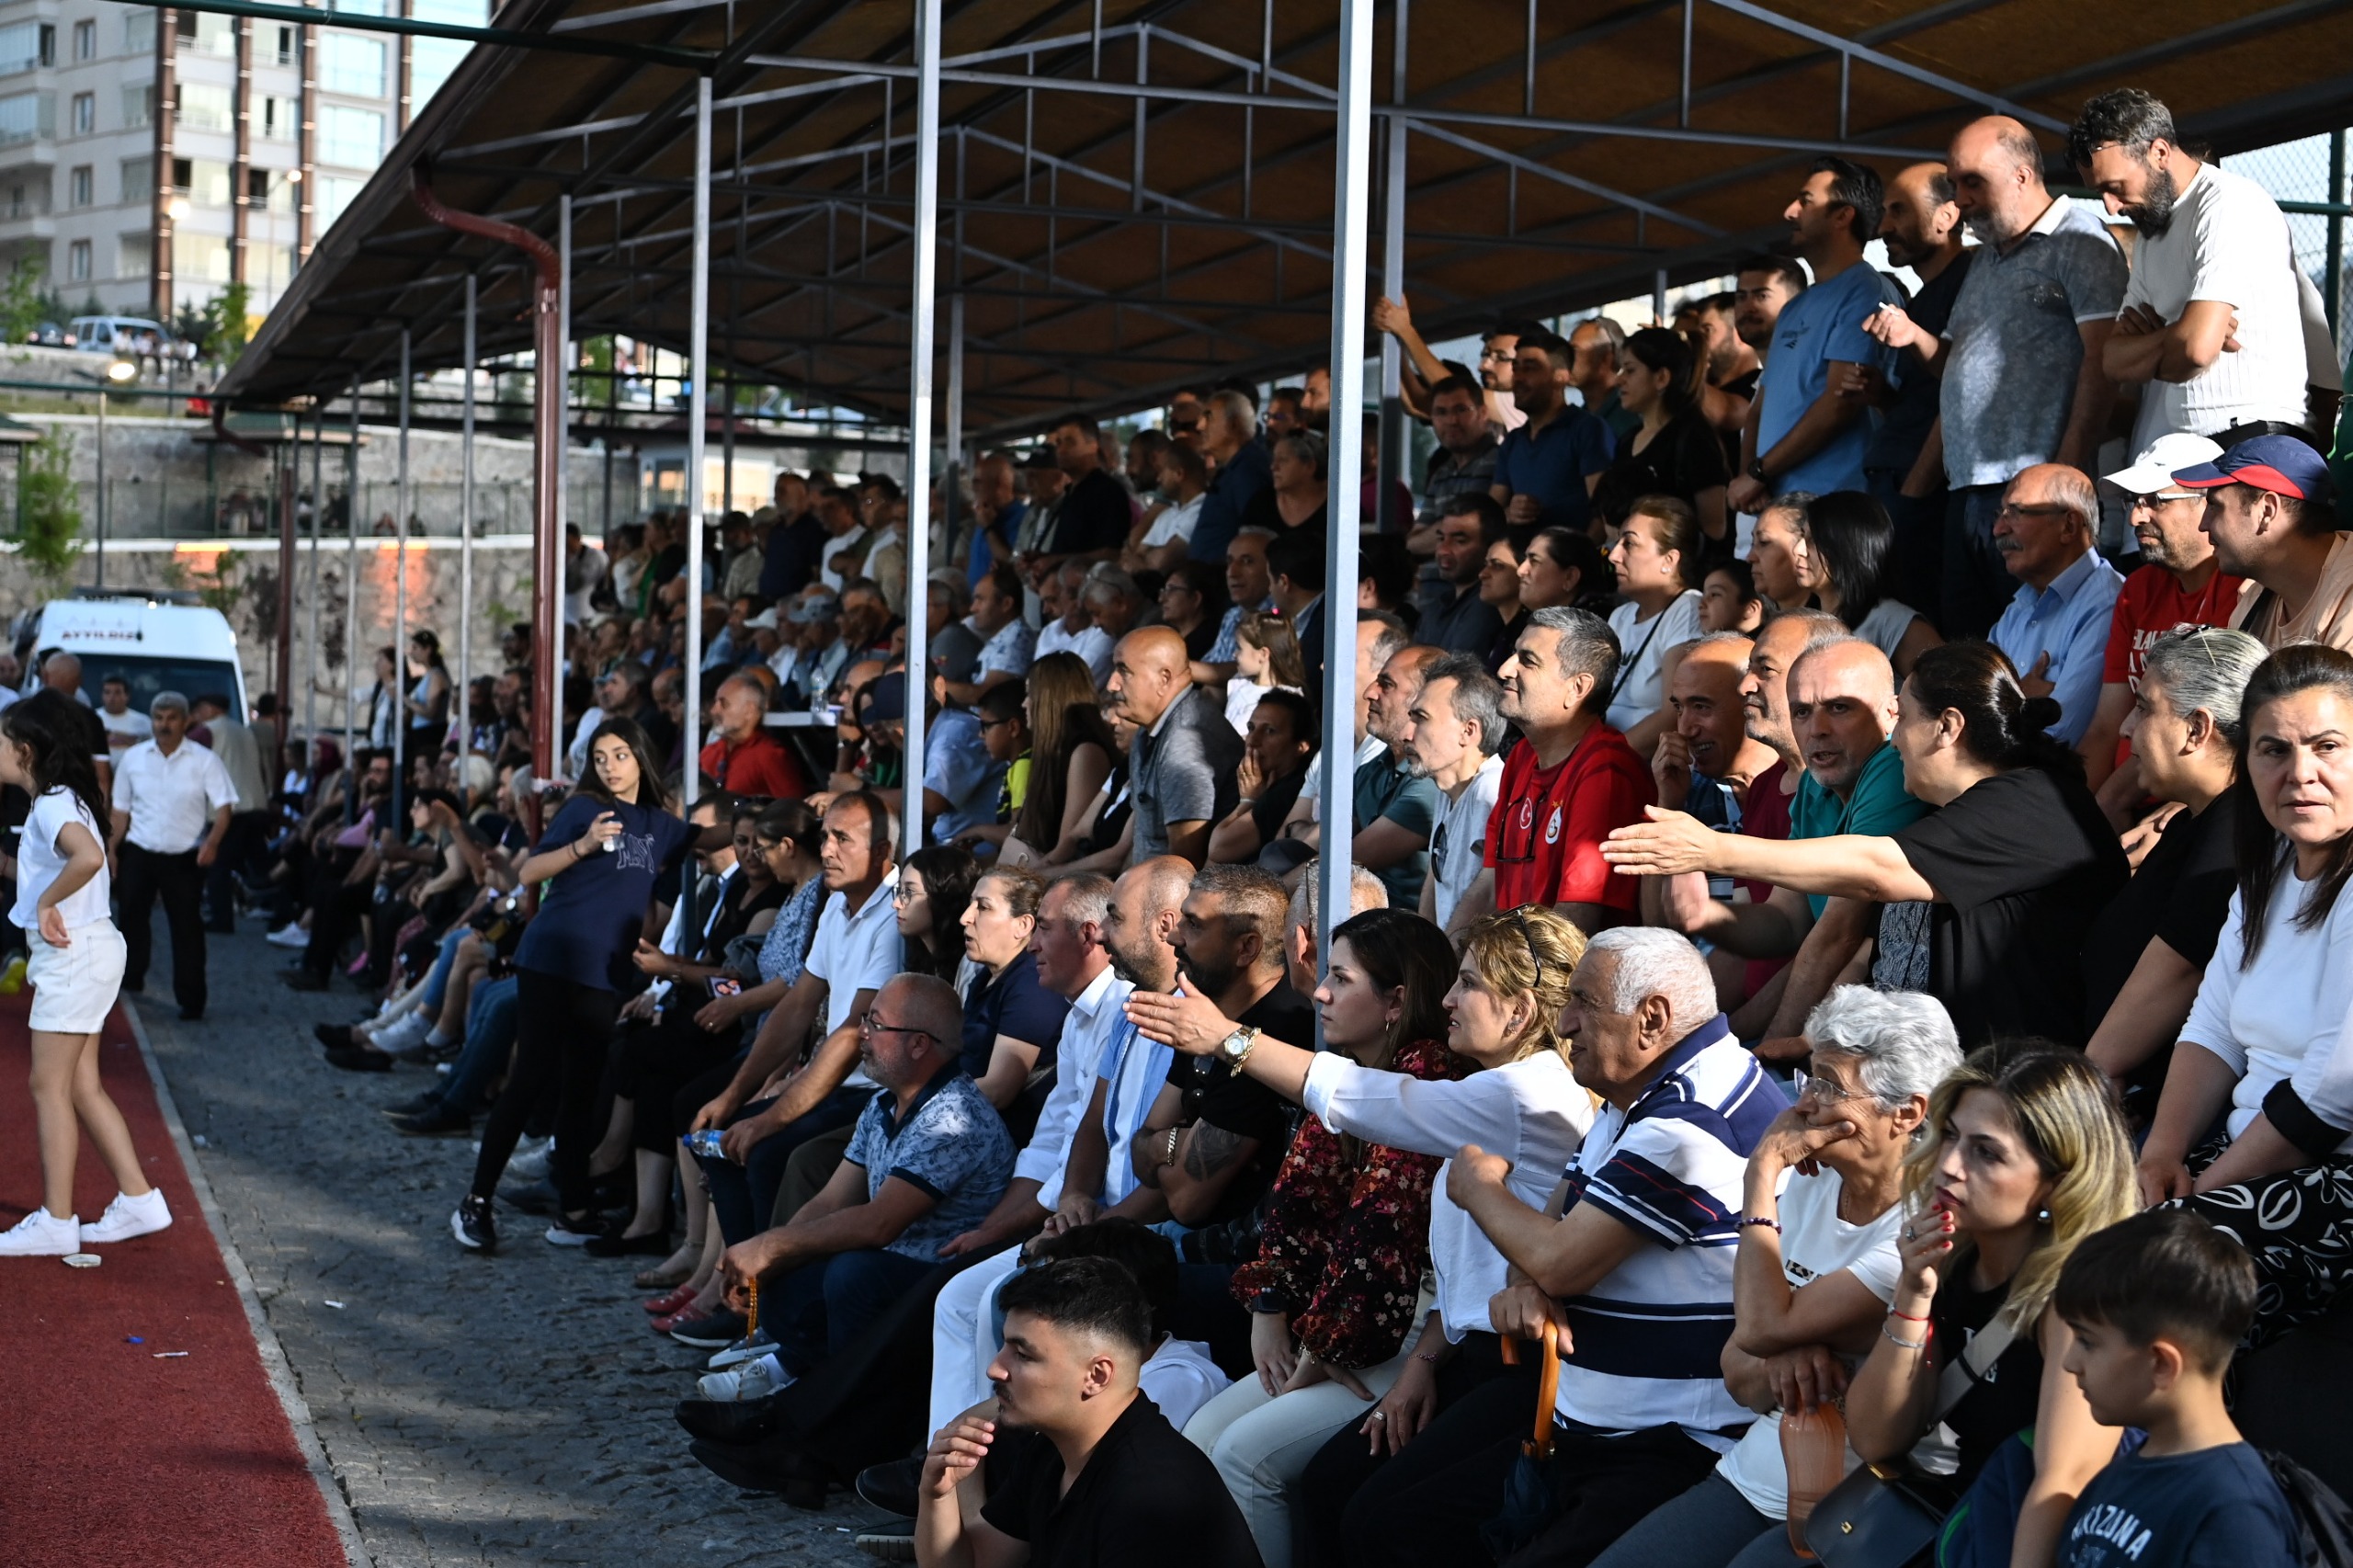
266,922,309,949
508,1140,553,1182
0,1208,81,1256
369,1012,430,1053
80,1189,172,1244
697,1352,793,1403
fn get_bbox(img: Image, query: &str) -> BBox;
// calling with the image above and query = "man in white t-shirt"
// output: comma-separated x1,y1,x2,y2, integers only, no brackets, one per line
1398,653,1506,935
2073,89,2310,446
97,675,153,752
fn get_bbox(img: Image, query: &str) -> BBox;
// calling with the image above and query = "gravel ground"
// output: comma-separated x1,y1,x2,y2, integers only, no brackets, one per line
142,920,882,1567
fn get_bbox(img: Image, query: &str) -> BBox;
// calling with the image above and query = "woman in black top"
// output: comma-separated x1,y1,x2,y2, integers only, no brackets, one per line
1157,560,1231,665
1603,642,2129,1045
1590,326,1732,556
1245,432,1330,535
2083,627,2267,1118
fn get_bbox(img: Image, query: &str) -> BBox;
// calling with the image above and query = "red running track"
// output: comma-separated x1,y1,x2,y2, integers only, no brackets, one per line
0,993,347,1568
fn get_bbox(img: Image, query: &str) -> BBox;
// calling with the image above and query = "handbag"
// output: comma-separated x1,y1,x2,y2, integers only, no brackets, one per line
1801,1313,2016,1568
1480,1319,1563,1562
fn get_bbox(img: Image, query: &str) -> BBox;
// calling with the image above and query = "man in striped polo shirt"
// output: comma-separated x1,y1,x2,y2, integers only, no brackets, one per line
1339,927,1779,1568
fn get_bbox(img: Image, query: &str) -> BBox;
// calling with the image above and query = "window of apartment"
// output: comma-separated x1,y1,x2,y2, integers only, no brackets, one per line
323,34,386,97
261,96,297,140
5,184,26,220
178,82,233,133
72,91,94,134
251,241,291,293
0,22,44,76
277,26,297,67
121,156,153,204
122,85,153,128
318,105,381,167
68,165,90,208
170,156,191,192
181,233,231,283
176,11,235,56
188,159,232,207
316,173,363,227
262,168,293,212
125,11,156,55
66,239,89,282
73,20,95,62
119,234,150,280
245,168,270,206
0,91,48,145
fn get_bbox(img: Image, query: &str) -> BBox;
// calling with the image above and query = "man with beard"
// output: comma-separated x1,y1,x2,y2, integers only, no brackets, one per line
1864,115,2126,640
2072,89,2313,450
2075,434,2245,807
1395,654,1506,933
1675,291,1762,460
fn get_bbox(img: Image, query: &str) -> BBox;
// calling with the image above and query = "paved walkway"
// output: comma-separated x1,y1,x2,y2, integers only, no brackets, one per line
142,925,881,1567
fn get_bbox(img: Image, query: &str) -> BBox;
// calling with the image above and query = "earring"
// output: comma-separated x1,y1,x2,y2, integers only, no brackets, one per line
2037,1207,2052,1224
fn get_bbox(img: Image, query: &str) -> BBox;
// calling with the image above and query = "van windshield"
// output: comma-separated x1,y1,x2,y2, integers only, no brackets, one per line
40,652,244,717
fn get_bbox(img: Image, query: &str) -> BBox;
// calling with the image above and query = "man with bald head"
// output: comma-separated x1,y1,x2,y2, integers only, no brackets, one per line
1651,632,1779,824
1988,461,2123,745
1863,115,2125,639
1108,628,1242,866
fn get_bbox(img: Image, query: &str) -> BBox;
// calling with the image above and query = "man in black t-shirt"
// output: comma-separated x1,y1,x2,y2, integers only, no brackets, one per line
1031,414,1136,582
917,1256,1262,1568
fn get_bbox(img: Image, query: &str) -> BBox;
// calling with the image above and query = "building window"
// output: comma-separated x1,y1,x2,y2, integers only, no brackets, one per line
68,165,91,208
179,82,233,133
5,185,25,220
262,96,297,140
318,105,382,167
66,240,89,282
122,85,153,128
121,156,153,204
171,156,191,192
73,20,94,61
182,233,231,282
323,34,386,97
245,168,270,206
277,26,296,67
72,92,94,134
0,91,48,145
125,11,156,54
189,158,231,207
316,173,363,227
0,22,42,77
176,12,235,56
119,234,150,280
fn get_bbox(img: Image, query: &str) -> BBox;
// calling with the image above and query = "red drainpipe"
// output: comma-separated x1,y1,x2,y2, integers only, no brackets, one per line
408,165,563,782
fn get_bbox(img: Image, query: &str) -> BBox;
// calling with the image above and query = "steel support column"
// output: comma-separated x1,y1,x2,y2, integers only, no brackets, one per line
395,330,411,817
1376,2,1408,536
683,74,711,805
460,274,475,771
945,290,964,590
306,409,322,759
1318,0,1373,991
555,192,571,710
343,378,359,781
902,0,942,861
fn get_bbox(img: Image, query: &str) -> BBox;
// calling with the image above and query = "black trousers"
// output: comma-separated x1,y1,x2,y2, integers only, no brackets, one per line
203,810,272,931
470,968,621,1214
118,842,208,1014
1336,1368,1722,1568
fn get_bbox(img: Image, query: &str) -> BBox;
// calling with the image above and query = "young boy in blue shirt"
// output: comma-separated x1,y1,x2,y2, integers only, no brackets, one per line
2052,1209,2300,1568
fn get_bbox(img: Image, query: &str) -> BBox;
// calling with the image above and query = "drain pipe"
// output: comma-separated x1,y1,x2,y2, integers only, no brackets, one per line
408,164,563,781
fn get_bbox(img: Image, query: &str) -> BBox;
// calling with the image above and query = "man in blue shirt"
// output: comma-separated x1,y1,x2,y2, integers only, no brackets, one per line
1989,463,2124,745
1728,159,1901,517
1491,326,1615,534
1187,389,1272,564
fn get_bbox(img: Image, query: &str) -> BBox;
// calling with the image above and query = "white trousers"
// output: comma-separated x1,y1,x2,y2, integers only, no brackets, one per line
928,1246,1025,1436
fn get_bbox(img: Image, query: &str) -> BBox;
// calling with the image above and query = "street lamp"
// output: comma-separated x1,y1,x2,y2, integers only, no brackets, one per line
79,356,141,588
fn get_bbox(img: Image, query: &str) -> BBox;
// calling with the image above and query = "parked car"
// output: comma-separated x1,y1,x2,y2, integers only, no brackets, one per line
68,315,171,355
24,322,75,347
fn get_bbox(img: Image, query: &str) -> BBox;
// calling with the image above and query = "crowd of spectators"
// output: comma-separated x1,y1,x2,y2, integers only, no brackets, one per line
163,86,2353,1568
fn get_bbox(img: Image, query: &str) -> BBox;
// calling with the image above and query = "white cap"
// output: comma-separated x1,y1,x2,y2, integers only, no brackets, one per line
2105,432,2224,496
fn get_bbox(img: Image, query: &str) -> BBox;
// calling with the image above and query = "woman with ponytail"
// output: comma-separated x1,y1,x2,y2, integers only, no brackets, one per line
0,693,170,1256
1602,642,2127,1044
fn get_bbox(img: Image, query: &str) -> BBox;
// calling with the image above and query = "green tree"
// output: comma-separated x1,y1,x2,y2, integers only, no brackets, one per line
0,256,46,345
214,281,252,359
14,426,84,590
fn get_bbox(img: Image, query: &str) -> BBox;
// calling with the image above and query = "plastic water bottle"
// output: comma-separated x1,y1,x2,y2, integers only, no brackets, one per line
1780,1402,1848,1558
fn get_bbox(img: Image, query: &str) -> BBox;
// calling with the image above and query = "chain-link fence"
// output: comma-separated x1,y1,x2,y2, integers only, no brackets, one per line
2228,130,2350,348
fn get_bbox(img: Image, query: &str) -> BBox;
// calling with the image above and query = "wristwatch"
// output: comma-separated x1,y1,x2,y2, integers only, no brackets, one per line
1219,1025,1262,1068
1745,459,1770,485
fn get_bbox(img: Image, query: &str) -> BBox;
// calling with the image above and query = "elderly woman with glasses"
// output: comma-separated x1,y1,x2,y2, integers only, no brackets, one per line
1585,986,1963,1568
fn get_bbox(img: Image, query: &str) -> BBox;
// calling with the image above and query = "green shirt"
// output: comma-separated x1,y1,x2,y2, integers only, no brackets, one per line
1790,742,1931,918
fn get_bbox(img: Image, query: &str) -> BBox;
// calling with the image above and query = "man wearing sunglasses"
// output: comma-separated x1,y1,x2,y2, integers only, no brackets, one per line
1988,462,2126,746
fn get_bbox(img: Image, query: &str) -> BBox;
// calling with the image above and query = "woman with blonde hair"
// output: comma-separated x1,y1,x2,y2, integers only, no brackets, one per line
998,652,1115,869
1130,908,1596,1567
1844,1040,2137,1568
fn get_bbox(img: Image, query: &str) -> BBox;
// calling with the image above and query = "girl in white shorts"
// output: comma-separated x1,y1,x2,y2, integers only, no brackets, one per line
0,696,170,1256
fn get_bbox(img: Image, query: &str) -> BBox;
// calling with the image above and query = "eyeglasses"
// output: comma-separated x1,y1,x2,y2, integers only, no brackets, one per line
1795,1074,1869,1107
1994,502,2076,521
860,1011,935,1044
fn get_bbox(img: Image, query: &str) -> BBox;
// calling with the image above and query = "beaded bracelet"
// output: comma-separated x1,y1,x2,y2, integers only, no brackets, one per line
1738,1216,1780,1232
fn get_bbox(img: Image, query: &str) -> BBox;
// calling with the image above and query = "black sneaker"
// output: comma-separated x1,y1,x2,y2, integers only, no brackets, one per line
381,1092,442,1118
449,1195,496,1252
854,1456,924,1518
324,1046,392,1074
583,1228,674,1258
392,1104,475,1137
279,969,330,993
314,1023,357,1051
669,1309,747,1349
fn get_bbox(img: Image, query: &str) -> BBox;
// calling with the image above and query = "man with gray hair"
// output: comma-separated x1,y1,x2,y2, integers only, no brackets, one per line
1453,605,1651,934
1350,926,1776,1567
1399,653,1506,932
1034,557,1114,685
1188,388,1272,565
108,689,236,1020
1988,461,2123,745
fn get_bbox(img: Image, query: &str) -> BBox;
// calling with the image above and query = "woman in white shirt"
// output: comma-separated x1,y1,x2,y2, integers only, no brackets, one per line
1604,495,1706,756
1586,986,1961,1568
1128,907,1595,1560
0,697,172,1256
2139,644,2353,1346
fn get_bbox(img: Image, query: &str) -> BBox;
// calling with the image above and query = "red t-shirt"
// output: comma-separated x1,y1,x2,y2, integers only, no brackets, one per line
1483,723,1654,914
1739,759,1795,1002
2100,564,2247,764
699,731,808,799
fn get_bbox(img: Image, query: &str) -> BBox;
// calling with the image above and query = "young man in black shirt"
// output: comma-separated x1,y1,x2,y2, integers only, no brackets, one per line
916,1256,1262,1568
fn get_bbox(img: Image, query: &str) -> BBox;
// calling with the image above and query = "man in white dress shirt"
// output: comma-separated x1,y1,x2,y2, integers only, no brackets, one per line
108,691,236,1020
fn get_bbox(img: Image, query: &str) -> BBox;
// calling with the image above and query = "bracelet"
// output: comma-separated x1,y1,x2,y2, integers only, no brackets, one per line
572,840,585,860
1738,1215,1780,1232
1160,1127,1182,1168
1881,1321,1931,1352
1888,1309,1930,1324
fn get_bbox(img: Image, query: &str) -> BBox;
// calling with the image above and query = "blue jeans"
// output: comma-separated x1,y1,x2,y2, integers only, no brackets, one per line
431,973,518,1115
1586,1471,1804,1568
697,1085,869,1244
420,926,471,1016
770,1246,938,1376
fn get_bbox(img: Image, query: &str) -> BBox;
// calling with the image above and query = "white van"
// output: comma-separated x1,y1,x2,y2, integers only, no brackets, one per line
21,596,251,716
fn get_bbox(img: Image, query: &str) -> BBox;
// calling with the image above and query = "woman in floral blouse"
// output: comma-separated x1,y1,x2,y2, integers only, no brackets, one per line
1182,907,1467,1568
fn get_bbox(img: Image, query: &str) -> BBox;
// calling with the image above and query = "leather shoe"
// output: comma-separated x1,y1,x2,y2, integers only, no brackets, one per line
688,1434,828,1507
280,969,329,992
324,1045,392,1073
855,1456,924,1518
675,1390,788,1446
392,1104,475,1136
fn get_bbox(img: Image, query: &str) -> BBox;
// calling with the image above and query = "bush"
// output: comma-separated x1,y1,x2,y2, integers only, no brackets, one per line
14,426,83,589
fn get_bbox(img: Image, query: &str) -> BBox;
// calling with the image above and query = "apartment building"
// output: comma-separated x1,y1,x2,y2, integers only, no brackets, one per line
0,0,475,325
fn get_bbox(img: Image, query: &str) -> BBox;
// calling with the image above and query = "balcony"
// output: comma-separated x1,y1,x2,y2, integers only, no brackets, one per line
0,90,54,150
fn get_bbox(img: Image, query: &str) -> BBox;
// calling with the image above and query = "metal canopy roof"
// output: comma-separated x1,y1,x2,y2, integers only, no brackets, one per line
219,0,2353,439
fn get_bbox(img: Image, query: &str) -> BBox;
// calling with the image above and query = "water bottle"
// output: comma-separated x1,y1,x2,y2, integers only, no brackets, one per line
1780,1402,1848,1557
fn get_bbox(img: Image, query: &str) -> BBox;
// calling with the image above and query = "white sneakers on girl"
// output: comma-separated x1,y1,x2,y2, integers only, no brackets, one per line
0,1208,81,1256
80,1189,172,1244
697,1352,794,1403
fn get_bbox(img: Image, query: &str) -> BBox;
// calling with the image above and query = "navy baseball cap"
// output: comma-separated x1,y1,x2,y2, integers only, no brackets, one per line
2171,434,2336,506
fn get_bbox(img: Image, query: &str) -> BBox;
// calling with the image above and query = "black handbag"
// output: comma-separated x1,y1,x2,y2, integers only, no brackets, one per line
1802,1314,2015,1568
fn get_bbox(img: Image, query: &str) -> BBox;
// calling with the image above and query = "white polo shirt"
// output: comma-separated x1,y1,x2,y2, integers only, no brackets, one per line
1021,962,1140,1200
110,736,237,855
803,866,902,1088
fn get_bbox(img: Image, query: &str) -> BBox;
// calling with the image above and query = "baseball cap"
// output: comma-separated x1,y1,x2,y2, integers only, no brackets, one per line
862,672,907,723
2171,434,2337,505
787,592,841,626
2105,432,2222,496
742,608,780,631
